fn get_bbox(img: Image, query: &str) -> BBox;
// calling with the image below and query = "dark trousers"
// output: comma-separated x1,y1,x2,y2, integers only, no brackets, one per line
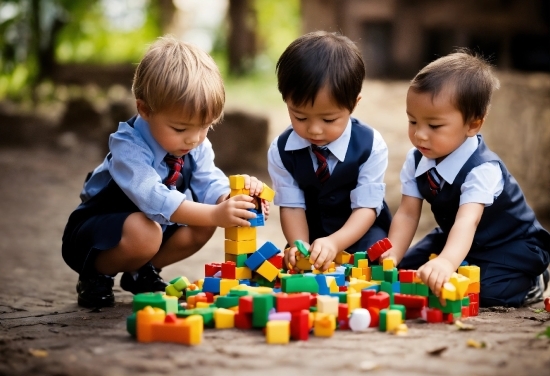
399,228,549,307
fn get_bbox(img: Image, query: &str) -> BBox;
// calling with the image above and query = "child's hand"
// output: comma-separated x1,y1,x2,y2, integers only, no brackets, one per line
214,194,256,228
379,249,400,266
417,256,454,304
284,246,298,270
241,174,264,197
261,199,270,220
309,237,339,272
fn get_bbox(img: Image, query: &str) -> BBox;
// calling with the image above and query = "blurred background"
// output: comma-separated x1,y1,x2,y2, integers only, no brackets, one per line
0,0,549,227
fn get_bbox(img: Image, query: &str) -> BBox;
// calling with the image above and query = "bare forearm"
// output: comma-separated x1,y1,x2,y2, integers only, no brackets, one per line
280,207,309,244
328,207,376,251
439,211,480,270
387,196,422,263
170,200,217,226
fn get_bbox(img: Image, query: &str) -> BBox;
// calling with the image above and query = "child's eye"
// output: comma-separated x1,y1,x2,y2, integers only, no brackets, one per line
294,116,306,122
429,124,442,129
173,128,186,133
408,120,417,125
323,118,336,123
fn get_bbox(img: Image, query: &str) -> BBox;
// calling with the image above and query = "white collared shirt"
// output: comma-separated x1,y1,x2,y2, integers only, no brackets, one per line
268,119,388,214
401,136,504,206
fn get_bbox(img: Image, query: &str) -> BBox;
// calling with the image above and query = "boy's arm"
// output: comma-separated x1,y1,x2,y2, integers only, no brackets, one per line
382,195,423,264
280,206,309,269
418,202,484,297
310,207,377,270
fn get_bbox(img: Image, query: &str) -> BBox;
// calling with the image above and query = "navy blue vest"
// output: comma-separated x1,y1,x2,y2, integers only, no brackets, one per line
415,135,550,249
278,118,392,243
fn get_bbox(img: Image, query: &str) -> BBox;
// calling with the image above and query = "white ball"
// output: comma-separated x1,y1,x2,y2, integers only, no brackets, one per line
348,308,371,332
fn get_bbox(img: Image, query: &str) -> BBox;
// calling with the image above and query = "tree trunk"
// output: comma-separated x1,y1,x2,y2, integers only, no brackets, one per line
228,0,257,76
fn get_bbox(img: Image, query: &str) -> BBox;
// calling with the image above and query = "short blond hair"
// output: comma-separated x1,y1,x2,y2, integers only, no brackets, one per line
132,35,225,124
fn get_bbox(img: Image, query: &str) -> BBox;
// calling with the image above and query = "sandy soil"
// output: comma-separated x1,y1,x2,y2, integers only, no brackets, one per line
1,79,549,376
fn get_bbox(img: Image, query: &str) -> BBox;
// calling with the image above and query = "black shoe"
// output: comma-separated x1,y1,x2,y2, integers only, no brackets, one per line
76,274,115,308
523,269,549,306
120,262,168,295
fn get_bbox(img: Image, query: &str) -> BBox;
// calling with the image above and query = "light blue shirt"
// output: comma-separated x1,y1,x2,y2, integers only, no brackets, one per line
401,135,504,206
80,115,229,225
268,119,388,214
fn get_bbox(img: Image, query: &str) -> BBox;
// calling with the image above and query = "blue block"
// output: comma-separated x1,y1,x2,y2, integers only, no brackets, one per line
248,211,265,227
272,288,281,293
325,273,346,286
256,241,280,259
245,251,266,271
392,281,401,293
315,274,330,295
202,277,221,294
238,279,251,286
460,260,469,266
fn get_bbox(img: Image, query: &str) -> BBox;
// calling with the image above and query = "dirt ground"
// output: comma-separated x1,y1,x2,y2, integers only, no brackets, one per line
1,79,549,376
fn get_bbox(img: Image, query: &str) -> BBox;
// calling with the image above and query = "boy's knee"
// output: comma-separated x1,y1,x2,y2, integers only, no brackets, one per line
121,213,163,258
191,226,216,247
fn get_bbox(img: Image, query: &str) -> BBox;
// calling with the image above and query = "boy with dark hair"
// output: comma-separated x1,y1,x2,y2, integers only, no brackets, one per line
381,49,550,307
268,31,392,272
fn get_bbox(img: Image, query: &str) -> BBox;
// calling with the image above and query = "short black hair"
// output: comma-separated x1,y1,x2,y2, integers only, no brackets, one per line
410,48,500,123
276,31,365,113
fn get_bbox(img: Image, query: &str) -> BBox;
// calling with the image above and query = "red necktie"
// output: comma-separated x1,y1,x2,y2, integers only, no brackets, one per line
164,154,184,188
311,145,331,184
426,167,442,196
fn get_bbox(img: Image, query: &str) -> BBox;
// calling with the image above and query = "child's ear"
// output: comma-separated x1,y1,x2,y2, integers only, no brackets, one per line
467,117,484,136
136,99,151,119
351,94,362,113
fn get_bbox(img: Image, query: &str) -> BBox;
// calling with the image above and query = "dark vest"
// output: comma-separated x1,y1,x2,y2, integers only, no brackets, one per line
415,135,550,249
278,118,392,243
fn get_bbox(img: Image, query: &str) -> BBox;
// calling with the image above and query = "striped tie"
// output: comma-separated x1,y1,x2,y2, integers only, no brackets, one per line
311,145,331,184
164,154,184,188
426,167,442,196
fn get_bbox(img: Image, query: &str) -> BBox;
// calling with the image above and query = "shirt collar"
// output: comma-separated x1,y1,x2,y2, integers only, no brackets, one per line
284,118,352,162
133,115,168,168
415,135,479,184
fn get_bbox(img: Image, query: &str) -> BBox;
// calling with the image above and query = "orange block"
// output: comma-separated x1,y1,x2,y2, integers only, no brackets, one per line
466,281,480,294
137,306,166,342
150,313,192,345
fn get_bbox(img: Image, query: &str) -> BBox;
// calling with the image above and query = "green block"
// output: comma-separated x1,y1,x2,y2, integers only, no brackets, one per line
428,295,444,309
309,306,318,313
215,295,240,308
126,312,136,338
400,282,415,295
132,292,178,313
389,304,406,321
252,294,274,328
371,265,384,280
169,276,188,291
282,275,319,293
294,240,310,257
383,269,398,283
177,307,215,327
228,288,249,297
255,274,276,287
353,252,367,267
380,281,393,295
330,292,348,304
233,253,248,267
461,296,470,307
186,289,202,298
342,264,353,277
379,309,388,331
415,283,429,296
442,299,462,314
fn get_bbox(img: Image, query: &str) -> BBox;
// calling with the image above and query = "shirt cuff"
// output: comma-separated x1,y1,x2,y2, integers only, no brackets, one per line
155,189,186,224
350,183,385,214
459,191,495,207
401,180,423,199
273,186,305,208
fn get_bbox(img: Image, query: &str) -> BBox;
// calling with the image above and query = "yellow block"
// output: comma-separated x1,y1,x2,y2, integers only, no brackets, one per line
382,258,395,271
258,183,275,202
363,267,372,281
313,313,336,337
220,279,239,296
224,239,256,255
429,253,438,260
357,259,369,268
266,320,290,344
235,266,252,280
335,251,351,265
257,260,280,282
137,306,165,343
229,175,245,189
386,309,403,332
186,315,203,345
214,308,235,329
296,257,312,271
317,295,339,316
196,301,211,308
349,279,376,292
441,282,458,301
458,265,480,283
347,292,361,314
351,267,364,278
196,278,204,289
230,188,250,197
225,226,257,241
450,273,470,299
327,276,339,293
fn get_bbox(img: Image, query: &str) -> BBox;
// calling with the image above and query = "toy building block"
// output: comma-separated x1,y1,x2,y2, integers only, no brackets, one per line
257,241,281,259
294,240,310,258
225,239,256,255
466,281,480,294
281,275,319,293
389,304,406,322
348,308,371,332
290,309,310,340
220,279,239,296
383,269,398,283
229,175,245,189
458,265,480,283
235,266,252,280
136,306,166,342
382,258,395,271
379,309,401,332
239,295,254,313
415,283,430,296
252,294,275,328
276,293,310,312
335,251,351,265
313,313,336,337
399,270,416,283
371,265,384,281
202,277,221,294
186,315,203,345
133,293,179,313
441,282,458,301
177,307,216,328
317,295,339,316
544,297,550,313
215,295,240,309
257,260,280,282
225,253,248,267
215,308,236,329
268,254,283,269
426,308,443,323
258,183,276,202
360,289,376,308
269,312,292,321
366,307,380,327
149,313,194,345
347,292,361,314
245,250,267,271
449,272,470,299
393,294,427,309
266,320,290,344
367,238,392,262
127,312,137,338
225,226,256,241
295,256,313,271
366,292,390,310
353,252,367,267
221,262,236,279
235,312,253,329
248,212,265,227
205,262,222,277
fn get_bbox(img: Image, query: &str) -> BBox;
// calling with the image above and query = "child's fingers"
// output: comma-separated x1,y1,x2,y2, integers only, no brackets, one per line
321,259,332,272
314,250,327,270
241,174,251,189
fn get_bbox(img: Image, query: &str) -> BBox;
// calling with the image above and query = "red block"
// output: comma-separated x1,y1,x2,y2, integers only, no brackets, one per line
444,313,456,324
366,307,380,327
426,308,443,323
276,293,310,312
239,295,253,314
399,270,416,283
268,254,283,269
394,293,427,308
406,307,422,319
338,320,350,330
461,306,470,318
204,292,214,303
195,293,208,304
290,310,310,341
366,292,390,310
468,293,479,303
221,261,236,279
235,312,253,329
339,286,348,292
309,294,317,307
367,238,392,261
360,289,376,308
349,254,355,265
338,303,349,321
205,262,222,277
469,302,479,317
